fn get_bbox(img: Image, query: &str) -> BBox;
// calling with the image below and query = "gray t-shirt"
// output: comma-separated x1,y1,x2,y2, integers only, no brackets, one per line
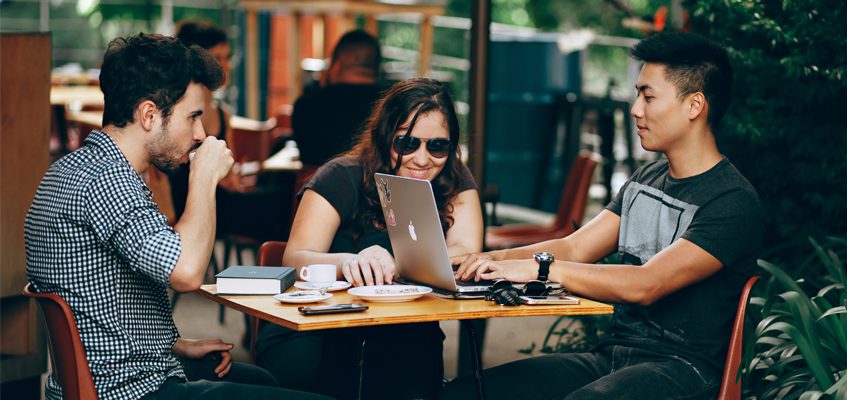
603,157,763,376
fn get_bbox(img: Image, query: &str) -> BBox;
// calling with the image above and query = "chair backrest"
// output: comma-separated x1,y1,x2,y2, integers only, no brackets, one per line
229,115,277,163
258,241,288,267
289,165,319,230
23,283,98,400
251,241,288,358
718,275,760,400
551,151,602,232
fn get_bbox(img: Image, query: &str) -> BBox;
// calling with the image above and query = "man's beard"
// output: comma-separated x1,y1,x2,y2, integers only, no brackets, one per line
146,123,183,173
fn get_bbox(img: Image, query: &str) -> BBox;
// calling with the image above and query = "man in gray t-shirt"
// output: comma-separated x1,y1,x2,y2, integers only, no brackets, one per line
444,32,763,400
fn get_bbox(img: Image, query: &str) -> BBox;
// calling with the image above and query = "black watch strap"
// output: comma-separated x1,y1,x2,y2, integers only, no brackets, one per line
534,252,553,281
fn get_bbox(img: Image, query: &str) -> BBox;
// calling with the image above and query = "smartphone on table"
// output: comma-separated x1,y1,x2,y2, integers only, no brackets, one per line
298,303,369,315
519,295,580,305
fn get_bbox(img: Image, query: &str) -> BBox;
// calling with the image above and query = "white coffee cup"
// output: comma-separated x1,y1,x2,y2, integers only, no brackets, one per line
299,264,336,287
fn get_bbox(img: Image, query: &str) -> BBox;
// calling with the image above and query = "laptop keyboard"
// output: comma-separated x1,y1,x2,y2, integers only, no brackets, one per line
456,279,496,287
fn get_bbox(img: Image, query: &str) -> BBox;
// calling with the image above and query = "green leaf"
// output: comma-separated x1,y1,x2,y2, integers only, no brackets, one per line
820,306,847,320
824,371,847,399
761,321,834,388
798,391,826,400
759,260,812,303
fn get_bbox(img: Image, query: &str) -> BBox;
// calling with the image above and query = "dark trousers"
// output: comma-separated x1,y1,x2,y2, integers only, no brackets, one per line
256,322,445,400
144,356,331,400
440,345,719,400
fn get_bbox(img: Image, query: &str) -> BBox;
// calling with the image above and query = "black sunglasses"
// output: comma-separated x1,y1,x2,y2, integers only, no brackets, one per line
392,135,452,159
489,279,549,296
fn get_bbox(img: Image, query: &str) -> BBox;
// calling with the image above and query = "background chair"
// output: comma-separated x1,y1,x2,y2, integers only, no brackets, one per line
23,283,98,400
248,241,288,359
718,275,760,400
485,151,601,250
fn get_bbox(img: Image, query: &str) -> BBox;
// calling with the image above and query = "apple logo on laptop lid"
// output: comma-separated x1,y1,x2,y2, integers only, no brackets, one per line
408,221,418,241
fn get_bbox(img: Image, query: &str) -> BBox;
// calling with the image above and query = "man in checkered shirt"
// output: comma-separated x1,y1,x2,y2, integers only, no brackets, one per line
25,33,328,400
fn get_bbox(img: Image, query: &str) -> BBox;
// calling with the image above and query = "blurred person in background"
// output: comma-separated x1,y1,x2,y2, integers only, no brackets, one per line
292,29,383,169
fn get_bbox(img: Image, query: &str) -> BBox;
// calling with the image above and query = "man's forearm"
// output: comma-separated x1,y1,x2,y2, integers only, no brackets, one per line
500,237,575,261
170,176,217,291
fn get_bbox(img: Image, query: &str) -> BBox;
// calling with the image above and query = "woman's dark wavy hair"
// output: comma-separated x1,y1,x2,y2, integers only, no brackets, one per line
348,78,465,235
100,33,224,128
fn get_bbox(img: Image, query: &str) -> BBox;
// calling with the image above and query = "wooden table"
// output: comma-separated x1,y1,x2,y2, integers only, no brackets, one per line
50,85,103,108
196,284,612,399
197,284,611,331
50,86,104,153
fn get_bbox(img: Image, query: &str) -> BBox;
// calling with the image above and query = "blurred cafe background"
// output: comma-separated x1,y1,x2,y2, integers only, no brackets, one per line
4,1,844,399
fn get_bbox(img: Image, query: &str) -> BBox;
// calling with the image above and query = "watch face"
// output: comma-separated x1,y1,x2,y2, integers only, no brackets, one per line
534,252,554,263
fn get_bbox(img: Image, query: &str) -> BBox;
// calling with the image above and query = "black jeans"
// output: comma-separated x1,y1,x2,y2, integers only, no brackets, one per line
256,322,445,400
440,345,719,400
143,356,331,400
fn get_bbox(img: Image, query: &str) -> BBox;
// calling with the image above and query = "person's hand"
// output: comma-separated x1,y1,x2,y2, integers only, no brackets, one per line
341,245,396,286
217,170,248,193
172,338,233,378
452,250,505,281
190,136,234,184
471,259,538,283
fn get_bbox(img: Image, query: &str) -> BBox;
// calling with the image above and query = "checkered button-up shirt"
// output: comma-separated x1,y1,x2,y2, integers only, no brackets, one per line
25,131,186,400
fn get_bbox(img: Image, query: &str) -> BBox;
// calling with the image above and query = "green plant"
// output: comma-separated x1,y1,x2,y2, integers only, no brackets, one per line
744,237,847,399
519,314,611,355
688,1,847,259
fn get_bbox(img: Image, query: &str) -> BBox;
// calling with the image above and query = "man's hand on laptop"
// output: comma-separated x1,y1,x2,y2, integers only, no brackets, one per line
342,245,397,286
471,259,538,283
452,251,506,282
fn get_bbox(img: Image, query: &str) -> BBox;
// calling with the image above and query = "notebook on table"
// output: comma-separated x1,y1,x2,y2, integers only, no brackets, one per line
374,173,561,299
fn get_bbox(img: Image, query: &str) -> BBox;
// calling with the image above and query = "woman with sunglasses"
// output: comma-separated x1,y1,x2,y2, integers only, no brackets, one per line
254,78,483,399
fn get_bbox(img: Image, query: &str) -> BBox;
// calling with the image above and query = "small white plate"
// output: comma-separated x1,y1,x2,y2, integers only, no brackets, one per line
347,285,432,302
294,281,352,292
274,291,333,304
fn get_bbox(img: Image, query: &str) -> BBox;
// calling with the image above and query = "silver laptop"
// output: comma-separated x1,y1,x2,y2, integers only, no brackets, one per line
374,173,560,296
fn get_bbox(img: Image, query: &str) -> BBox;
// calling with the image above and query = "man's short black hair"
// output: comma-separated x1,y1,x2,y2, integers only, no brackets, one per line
100,33,224,128
175,20,228,50
631,31,733,130
330,30,381,73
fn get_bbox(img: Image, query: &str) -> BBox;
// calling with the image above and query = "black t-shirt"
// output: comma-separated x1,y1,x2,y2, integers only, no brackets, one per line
292,83,382,166
301,155,478,255
602,157,763,376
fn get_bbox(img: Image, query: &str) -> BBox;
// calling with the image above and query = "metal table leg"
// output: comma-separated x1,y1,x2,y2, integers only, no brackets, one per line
357,338,366,400
460,320,486,400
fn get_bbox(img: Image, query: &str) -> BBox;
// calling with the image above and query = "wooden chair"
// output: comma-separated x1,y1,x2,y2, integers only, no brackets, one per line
248,241,288,359
718,275,760,400
485,151,601,250
271,103,293,140
23,283,98,400
229,115,277,165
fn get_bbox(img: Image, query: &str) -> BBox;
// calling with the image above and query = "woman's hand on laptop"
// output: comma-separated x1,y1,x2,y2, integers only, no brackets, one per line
452,250,506,281
342,245,397,286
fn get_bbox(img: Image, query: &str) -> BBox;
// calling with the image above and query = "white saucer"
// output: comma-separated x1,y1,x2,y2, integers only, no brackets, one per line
274,291,333,304
347,285,432,302
294,281,352,292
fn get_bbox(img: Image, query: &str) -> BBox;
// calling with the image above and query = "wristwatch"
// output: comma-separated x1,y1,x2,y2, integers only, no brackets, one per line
533,252,554,282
